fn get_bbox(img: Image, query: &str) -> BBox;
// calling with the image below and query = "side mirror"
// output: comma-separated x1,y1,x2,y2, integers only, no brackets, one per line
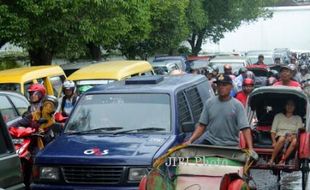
181,122,195,133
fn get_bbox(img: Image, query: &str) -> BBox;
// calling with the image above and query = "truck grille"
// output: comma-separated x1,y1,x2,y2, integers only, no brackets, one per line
61,166,124,184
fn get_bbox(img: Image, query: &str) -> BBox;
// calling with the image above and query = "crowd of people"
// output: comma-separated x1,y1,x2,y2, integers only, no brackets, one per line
183,54,310,164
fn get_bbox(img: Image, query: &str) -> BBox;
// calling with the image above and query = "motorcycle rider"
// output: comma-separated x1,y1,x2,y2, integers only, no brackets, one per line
300,64,310,82
288,64,302,83
235,78,255,107
254,54,267,68
9,95,58,190
57,80,78,117
273,65,301,87
234,67,248,92
10,95,58,133
27,83,46,113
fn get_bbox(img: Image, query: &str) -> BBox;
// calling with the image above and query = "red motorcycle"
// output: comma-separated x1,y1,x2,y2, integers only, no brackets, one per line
9,122,62,189
9,126,43,189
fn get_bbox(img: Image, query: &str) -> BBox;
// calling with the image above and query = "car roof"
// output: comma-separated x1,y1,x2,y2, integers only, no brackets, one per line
0,66,65,83
210,56,246,63
68,60,153,81
153,56,186,61
151,61,179,67
0,90,27,97
87,75,207,95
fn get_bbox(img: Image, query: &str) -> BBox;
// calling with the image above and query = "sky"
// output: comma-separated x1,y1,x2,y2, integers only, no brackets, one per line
201,6,310,53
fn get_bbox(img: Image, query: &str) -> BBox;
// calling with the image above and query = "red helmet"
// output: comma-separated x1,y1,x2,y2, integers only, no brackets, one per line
243,78,254,86
28,84,46,97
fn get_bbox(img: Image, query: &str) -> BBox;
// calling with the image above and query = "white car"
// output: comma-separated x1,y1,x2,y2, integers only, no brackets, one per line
209,56,249,74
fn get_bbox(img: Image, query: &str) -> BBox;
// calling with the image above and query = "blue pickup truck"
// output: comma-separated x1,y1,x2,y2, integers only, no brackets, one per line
31,75,214,190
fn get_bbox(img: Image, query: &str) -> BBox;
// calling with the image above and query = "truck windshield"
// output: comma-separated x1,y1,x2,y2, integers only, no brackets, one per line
65,93,171,134
0,83,21,92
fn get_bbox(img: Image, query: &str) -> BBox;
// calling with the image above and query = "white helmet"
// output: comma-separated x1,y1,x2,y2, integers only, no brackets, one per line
63,80,76,93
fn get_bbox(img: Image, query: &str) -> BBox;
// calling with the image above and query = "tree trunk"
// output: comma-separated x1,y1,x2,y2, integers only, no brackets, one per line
0,39,7,48
28,48,53,66
188,31,204,56
86,42,101,61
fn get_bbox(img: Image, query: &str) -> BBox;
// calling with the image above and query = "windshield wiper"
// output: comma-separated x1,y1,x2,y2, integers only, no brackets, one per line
67,127,123,135
113,127,166,135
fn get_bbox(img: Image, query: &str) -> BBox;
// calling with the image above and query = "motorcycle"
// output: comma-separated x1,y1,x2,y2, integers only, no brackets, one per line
9,121,62,189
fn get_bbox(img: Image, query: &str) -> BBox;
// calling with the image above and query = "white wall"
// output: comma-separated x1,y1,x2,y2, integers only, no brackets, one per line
202,6,310,52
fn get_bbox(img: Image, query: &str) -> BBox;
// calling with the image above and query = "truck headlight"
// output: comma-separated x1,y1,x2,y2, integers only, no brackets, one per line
40,167,59,180
128,168,148,181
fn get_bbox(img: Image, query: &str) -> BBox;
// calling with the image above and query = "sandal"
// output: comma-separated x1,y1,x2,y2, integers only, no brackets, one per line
278,159,286,166
267,160,275,167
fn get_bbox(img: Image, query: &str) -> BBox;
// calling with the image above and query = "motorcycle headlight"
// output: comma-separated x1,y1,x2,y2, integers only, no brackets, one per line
40,167,59,180
128,168,149,181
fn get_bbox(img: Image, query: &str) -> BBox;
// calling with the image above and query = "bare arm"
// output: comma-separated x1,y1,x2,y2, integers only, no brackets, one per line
185,123,206,144
241,128,253,150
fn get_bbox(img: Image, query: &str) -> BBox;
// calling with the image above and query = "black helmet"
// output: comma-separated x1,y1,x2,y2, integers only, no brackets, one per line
238,67,247,75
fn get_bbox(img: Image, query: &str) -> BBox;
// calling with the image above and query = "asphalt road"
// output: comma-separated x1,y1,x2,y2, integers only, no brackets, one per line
250,169,309,190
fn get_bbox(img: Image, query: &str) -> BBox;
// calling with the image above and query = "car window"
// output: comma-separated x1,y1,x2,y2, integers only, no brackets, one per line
177,92,192,127
0,83,21,92
0,96,19,123
140,71,154,76
50,76,63,97
66,93,171,133
185,87,203,123
9,95,29,116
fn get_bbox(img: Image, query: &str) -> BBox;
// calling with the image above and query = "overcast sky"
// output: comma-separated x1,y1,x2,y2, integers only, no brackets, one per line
202,6,310,53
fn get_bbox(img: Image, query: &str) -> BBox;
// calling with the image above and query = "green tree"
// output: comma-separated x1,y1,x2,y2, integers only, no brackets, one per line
187,0,273,55
117,0,152,60
148,0,190,55
0,0,132,65
118,0,190,59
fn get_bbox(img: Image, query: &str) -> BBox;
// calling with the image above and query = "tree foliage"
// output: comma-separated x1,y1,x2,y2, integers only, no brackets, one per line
0,0,274,64
118,0,190,59
187,0,273,55
0,0,133,65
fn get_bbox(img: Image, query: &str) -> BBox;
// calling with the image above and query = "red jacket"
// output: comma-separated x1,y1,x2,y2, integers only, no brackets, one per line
235,91,248,107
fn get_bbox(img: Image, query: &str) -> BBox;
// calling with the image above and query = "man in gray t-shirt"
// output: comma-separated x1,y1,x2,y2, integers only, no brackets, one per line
185,74,256,153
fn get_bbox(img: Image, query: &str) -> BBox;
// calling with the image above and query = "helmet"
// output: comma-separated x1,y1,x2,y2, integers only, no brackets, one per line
28,84,46,101
42,95,59,112
300,64,308,72
245,71,255,80
288,63,296,71
238,67,247,75
243,78,254,86
212,65,219,72
63,80,76,93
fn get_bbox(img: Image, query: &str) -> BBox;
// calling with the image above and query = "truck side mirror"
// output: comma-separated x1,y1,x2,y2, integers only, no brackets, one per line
181,122,195,133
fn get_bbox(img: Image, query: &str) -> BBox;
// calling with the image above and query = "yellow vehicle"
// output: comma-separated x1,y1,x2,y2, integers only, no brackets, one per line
68,60,155,94
0,66,66,97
